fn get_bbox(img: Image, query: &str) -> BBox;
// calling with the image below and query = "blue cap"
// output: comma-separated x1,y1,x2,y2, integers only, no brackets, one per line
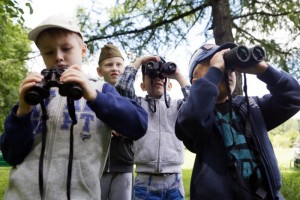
188,42,237,83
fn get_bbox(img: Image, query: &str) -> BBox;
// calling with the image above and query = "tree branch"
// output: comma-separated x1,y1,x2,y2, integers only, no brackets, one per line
85,3,210,43
233,10,300,20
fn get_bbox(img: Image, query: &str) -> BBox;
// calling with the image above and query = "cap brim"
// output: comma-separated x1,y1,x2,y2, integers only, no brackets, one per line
188,42,237,83
28,24,82,42
198,42,237,62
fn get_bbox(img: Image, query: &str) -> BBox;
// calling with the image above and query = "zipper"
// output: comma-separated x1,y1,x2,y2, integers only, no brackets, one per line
238,103,277,198
156,100,161,173
107,149,111,173
43,92,65,196
214,113,234,199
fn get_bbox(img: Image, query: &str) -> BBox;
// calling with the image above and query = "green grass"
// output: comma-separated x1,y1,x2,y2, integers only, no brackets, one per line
182,169,192,200
281,168,300,200
0,167,10,200
1,148,299,200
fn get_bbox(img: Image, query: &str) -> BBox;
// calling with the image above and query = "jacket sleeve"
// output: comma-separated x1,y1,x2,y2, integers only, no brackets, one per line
175,67,223,153
0,105,35,166
255,65,300,130
115,65,139,101
177,85,191,109
87,83,147,140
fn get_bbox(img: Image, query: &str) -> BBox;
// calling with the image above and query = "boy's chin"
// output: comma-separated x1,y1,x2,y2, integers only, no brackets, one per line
216,93,228,103
217,85,229,102
150,91,164,98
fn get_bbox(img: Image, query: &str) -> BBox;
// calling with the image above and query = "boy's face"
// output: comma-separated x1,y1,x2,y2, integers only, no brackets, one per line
140,76,172,99
192,61,236,103
36,29,87,69
97,57,125,86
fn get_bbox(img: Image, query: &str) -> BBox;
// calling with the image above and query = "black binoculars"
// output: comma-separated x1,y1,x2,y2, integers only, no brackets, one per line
224,45,265,70
24,66,83,105
143,61,177,79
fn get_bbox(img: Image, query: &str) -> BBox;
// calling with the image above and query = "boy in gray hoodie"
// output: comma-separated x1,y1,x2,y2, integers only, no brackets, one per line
116,55,190,200
0,15,147,200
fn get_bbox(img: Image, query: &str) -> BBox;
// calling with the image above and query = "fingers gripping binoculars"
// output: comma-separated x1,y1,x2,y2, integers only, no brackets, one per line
224,45,265,70
24,66,83,105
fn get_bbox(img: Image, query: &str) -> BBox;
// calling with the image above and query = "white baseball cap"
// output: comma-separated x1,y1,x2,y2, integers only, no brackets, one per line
28,15,83,42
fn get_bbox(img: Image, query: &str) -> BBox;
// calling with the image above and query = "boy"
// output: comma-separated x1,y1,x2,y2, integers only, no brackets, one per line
0,15,147,200
115,55,190,200
175,42,300,199
97,43,134,200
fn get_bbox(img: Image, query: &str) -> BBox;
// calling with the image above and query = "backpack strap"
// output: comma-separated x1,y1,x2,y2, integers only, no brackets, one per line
232,96,268,199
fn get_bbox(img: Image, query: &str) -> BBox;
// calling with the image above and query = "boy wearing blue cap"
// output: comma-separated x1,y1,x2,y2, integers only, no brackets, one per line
175,43,300,200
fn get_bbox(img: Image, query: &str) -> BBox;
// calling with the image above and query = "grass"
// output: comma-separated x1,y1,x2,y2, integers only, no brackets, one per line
1,148,299,200
0,167,10,200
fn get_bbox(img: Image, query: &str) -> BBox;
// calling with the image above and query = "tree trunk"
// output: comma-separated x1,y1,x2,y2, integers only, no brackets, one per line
210,0,243,96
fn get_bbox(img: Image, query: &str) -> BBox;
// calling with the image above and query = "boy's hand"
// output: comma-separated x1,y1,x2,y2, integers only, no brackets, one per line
209,49,268,75
17,72,43,117
132,55,160,70
60,65,97,101
210,48,231,71
235,61,268,75
163,66,189,87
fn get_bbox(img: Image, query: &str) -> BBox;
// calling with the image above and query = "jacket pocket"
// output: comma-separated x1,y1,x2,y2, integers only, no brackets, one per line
46,159,94,200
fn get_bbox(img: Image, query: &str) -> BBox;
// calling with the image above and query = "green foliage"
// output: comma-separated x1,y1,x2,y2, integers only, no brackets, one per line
78,0,300,80
0,14,31,133
269,119,300,148
235,0,300,79
79,0,210,57
0,0,32,24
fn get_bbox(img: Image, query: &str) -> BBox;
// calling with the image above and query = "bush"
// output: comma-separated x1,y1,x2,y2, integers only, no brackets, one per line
270,129,299,148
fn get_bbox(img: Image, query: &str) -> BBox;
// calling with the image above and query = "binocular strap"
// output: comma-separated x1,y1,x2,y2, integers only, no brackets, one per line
163,78,170,108
38,98,77,200
38,100,48,199
66,98,77,200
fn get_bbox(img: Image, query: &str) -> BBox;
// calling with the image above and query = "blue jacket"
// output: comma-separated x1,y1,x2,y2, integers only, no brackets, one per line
175,66,300,200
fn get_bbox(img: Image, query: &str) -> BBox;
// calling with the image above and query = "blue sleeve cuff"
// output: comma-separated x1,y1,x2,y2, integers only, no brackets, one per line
203,67,224,87
257,65,282,86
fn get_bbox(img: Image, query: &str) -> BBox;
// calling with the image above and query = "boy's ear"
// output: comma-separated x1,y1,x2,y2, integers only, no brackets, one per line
97,67,103,77
82,43,88,57
167,81,172,91
140,82,147,91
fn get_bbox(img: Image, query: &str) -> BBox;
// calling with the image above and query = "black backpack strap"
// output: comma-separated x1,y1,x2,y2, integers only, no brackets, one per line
232,96,268,199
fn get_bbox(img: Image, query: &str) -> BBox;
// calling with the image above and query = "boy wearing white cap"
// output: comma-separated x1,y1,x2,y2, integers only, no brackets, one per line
0,15,148,200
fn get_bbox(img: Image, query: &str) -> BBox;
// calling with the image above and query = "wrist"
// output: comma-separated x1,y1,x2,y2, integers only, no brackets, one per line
16,105,32,117
132,58,142,69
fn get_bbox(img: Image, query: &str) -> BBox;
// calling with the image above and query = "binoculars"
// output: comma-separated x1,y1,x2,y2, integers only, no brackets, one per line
143,61,177,79
24,66,83,105
224,45,265,70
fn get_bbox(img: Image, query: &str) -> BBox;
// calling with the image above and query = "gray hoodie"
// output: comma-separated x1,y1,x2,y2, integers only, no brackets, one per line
2,79,148,200
134,96,184,174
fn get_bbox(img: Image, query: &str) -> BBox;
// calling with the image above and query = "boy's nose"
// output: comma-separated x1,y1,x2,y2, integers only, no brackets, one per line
55,51,64,63
111,65,118,71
